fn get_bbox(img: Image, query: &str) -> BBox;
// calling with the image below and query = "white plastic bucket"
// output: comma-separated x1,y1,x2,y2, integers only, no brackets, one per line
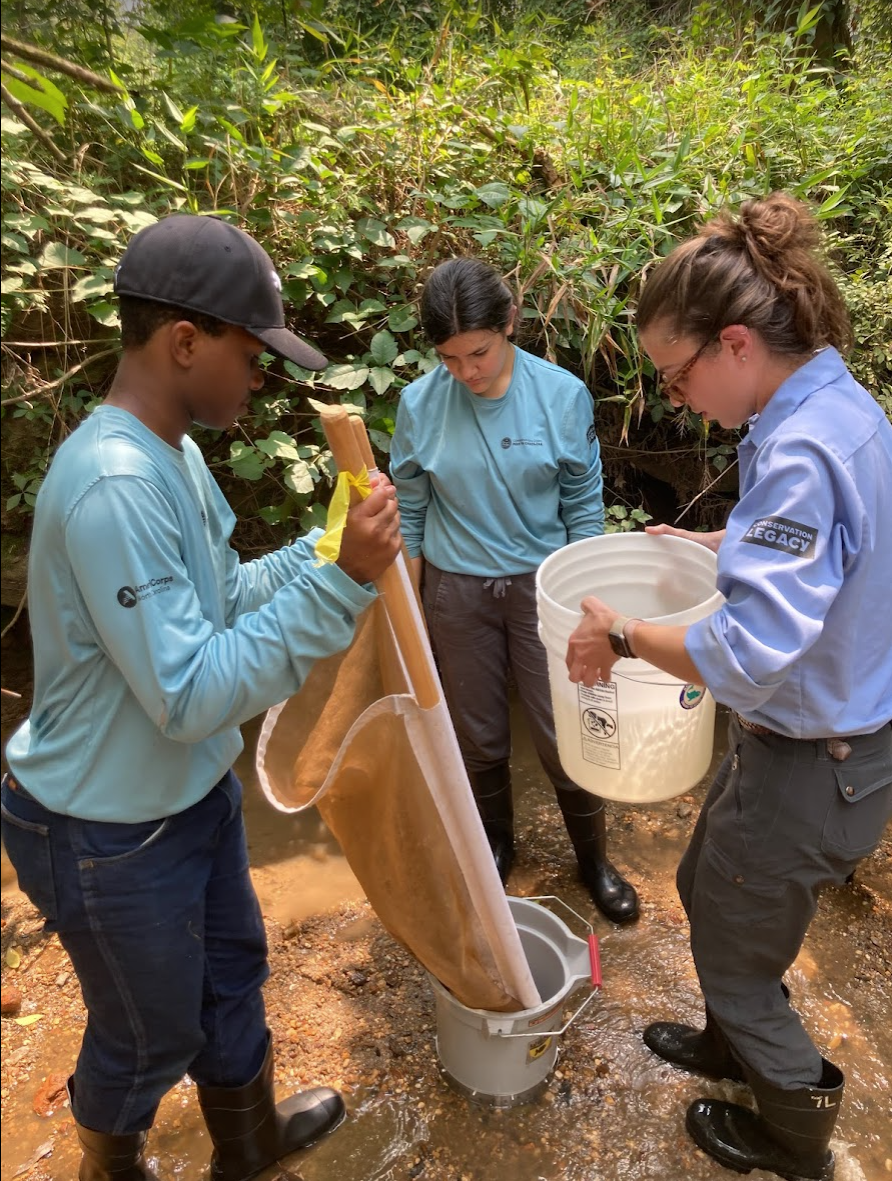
536,533,723,804
429,896,599,1107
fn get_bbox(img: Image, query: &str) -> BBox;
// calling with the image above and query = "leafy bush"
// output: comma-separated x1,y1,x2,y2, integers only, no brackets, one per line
2,0,890,556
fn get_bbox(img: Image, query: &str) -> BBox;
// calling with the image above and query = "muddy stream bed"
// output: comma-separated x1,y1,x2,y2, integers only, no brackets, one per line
2,622,890,1181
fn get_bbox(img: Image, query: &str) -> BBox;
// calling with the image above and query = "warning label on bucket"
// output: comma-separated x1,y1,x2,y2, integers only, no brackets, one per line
577,682,621,769
528,1036,553,1063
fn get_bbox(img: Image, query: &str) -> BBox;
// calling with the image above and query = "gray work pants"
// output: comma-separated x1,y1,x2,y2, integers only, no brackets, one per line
421,564,576,791
678,713,892,1088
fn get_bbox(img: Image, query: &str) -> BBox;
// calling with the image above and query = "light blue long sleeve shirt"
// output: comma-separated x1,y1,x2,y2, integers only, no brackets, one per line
6,406,376,821
389,346,604,576
686,348,892,738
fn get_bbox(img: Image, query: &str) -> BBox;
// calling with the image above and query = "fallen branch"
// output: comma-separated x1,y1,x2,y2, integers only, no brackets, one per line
0,82,65,162
0,57,34,85
0,347,118,407
673,458,739,525
1,587,28,641
0,33,124,94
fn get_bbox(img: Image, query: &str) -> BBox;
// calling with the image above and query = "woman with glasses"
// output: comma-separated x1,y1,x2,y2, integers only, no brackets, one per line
565,192,892,1181
389,256,639,923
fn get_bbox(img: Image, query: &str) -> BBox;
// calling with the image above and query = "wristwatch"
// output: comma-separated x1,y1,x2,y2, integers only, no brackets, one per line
608,615,638,660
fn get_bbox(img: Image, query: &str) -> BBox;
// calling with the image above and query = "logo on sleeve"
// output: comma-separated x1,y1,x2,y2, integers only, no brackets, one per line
586,422,597,446
116,575,174,607
741,516,818,557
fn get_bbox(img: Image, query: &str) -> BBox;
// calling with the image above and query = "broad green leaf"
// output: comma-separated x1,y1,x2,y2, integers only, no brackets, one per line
256,432,300,461
355,218,394,249
388,307,418,333
283,360,316,382
369,367,395,396
369,428,392,455
285,260,322,280
70,271,115,302
300,502,328,532
1,232,27,253
3,75,67,126
474,182,511,208
39,242,87,269
284,460,315,496
307,397,333,415
180,106,198,134
369,331,398,366
74,206,115,223
325,365,370,391
227,443,266,481
395,216,436,245
87,301,119,327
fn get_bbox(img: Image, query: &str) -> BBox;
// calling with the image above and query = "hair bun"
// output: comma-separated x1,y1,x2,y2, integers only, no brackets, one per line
740,193,820,259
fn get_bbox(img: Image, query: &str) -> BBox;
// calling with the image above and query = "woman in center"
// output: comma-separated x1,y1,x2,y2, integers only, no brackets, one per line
390,257,639,923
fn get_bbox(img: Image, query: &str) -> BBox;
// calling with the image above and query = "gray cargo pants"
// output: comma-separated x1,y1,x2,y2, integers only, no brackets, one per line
421,563,576,790
678,713,892,1087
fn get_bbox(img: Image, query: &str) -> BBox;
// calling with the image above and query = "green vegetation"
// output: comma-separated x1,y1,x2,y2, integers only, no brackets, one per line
2,1,890,554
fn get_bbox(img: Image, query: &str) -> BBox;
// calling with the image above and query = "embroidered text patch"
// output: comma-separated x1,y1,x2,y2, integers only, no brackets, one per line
741,516,818,556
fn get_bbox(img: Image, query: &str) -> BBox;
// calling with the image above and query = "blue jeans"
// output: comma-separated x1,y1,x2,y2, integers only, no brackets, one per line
1,771,270,1134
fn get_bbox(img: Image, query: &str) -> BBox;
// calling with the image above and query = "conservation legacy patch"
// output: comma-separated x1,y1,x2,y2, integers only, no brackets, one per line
741,516,818,556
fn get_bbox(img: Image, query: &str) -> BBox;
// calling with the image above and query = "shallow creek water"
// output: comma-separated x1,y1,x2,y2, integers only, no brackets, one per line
2,705,890,1181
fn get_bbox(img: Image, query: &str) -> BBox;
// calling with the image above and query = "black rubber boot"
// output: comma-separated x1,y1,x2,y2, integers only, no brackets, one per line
197,1033,346,1181
554,786,639,923
686,1058,843,1181
468,764,515,884
75,1122,158,1181
643,1008,745,1082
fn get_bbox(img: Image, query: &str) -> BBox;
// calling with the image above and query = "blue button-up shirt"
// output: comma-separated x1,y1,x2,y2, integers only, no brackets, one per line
686,348,892,738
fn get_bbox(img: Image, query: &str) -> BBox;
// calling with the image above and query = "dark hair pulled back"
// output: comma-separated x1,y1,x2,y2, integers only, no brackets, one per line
636,192,852,357
420,257,515,345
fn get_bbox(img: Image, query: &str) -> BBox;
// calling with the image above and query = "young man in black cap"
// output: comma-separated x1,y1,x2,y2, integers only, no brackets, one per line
1,214,401,1181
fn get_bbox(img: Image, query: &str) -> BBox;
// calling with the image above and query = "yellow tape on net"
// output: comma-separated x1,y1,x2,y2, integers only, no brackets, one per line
314,467,371,566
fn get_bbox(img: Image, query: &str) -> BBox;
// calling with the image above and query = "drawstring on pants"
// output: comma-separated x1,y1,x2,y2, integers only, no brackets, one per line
483,577,513,599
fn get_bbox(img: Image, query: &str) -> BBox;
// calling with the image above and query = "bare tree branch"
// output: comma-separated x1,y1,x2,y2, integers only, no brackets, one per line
0,57,34,85
1,348,118,407
0,34,124,94
0,81,66,161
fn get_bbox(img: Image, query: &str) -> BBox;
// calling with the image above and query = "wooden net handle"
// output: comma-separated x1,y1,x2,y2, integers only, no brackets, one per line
320,406,439,709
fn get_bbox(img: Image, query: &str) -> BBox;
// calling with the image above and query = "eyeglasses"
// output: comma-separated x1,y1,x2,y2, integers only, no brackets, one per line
659,337,714,401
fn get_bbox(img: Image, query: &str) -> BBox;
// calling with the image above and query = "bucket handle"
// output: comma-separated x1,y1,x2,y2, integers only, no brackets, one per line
487,896,602,1039
488,982,600,1040
525,895,601,988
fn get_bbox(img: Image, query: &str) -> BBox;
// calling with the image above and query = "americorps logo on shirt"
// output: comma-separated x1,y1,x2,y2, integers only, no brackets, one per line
116,575,174,607
741,516,818,556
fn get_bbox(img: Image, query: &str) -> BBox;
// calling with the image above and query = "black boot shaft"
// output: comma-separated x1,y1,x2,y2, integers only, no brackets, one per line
198,1031,345,1181
75,1123,158,1181
554,786,639,923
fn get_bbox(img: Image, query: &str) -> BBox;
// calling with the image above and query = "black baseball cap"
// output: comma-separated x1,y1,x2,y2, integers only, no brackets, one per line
113,214,327,370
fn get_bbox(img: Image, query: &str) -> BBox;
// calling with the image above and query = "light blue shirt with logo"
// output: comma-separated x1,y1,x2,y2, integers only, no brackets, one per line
390,346,604,577
686,348,892,738
6,406,376,821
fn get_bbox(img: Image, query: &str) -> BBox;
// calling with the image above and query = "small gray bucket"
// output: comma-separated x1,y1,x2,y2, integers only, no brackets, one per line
428,896,600,1107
